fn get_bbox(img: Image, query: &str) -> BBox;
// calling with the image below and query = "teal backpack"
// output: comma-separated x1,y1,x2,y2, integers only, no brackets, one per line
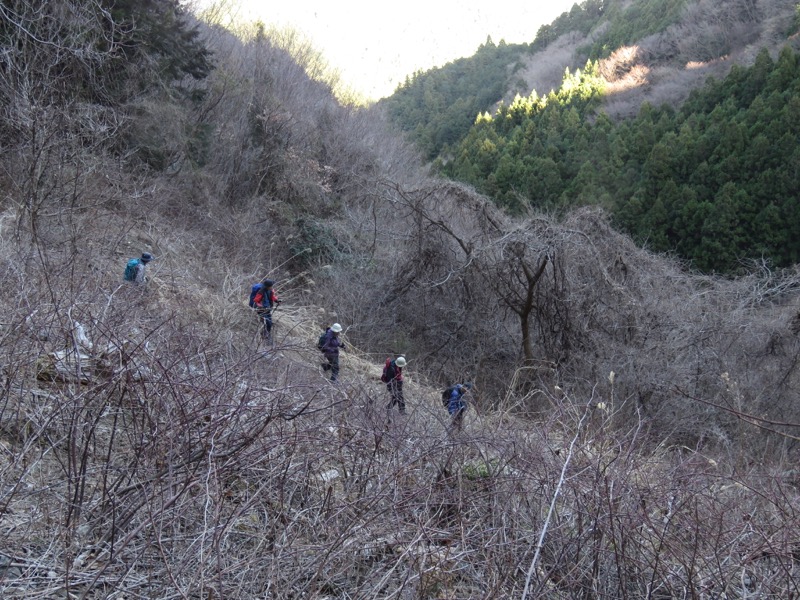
124,258,140,282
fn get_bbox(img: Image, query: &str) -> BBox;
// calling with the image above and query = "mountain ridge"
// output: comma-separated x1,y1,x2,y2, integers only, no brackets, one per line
381,0,799,157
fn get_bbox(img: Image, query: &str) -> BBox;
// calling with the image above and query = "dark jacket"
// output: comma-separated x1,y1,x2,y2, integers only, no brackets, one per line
257,287,279,310
383,359,403,383
321,329,344,355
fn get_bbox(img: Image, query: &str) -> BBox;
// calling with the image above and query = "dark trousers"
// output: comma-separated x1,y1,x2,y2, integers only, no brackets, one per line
322,352,339,381
386,380,405,413
258,310,273,333
449,401,465,431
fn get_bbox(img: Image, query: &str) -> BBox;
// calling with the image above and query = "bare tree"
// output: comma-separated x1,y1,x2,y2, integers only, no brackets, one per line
0,1,123,245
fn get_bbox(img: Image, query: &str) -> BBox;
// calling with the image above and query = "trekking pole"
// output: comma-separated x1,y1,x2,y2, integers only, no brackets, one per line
269,304,279,345
264,303,281,346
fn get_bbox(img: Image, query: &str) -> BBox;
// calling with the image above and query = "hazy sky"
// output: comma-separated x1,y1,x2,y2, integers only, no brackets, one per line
206,0,578,99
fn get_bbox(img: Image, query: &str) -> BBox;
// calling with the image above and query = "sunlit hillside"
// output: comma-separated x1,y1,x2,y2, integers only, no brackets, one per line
382,0,799,159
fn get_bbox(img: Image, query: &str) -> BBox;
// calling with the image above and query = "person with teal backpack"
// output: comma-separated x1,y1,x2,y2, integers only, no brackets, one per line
124,252,154,284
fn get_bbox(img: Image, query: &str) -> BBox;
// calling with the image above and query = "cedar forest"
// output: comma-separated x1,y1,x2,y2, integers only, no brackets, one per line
382,1,800,273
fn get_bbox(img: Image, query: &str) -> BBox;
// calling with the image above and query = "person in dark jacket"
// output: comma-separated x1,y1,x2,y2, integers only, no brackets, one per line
253,278,281,340
320,323,345,381
383,356,407,414
447,383,472,431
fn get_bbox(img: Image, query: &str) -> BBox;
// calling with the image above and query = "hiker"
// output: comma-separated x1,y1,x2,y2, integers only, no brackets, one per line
382,356,407,413
124,252,154,284
318,323,345,382
249,278,281,340
445,383,472,431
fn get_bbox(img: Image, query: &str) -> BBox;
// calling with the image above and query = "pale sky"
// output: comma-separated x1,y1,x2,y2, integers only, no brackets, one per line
202,0,579,100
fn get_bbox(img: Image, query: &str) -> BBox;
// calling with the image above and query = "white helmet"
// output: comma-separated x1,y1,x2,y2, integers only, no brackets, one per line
330,323,343,333
395,356,407,367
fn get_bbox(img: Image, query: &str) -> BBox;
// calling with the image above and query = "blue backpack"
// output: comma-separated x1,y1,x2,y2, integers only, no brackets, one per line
124,258,140,282
249,283,263,308
441,385,459,407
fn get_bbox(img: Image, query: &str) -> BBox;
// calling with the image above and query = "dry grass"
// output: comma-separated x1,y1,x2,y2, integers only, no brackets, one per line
2,218,800,597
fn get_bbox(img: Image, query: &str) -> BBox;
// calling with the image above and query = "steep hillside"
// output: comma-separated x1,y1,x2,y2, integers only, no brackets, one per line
380,0,800,158
440,45,800,271
3,1,800,597
516,0,800,119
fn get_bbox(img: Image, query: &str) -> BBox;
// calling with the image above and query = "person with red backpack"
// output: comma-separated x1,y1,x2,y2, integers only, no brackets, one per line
249,278,281,341
381,356,407,414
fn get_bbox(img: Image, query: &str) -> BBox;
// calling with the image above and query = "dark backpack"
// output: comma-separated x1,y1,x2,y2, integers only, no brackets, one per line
381,358,396,383
317,329,329,351
249,283,263,308
124,258,140,282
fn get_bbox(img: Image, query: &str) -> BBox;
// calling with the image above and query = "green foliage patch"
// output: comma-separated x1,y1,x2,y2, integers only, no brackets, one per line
581,0,689,59
440,46,800,274
378,38,527,160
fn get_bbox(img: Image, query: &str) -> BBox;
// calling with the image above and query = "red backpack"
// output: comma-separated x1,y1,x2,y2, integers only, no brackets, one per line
381,358,396,383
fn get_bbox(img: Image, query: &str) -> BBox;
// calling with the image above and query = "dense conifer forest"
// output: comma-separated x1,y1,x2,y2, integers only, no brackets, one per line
440,48,800,272
382,0,800,273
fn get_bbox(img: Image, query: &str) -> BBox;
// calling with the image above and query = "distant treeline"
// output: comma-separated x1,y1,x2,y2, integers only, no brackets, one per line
378,0,689,162
379,38,528,161
438,47,800,273
380,0,800,273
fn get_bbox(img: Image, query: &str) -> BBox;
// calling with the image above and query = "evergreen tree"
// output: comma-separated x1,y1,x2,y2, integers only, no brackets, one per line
92,0,212,103
434,25,800,274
